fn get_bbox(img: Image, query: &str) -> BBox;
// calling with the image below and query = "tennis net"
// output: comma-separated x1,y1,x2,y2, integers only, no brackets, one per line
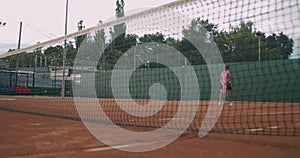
0,0,299,136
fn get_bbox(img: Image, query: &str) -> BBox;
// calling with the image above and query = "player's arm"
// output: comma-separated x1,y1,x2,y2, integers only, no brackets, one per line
220,74,225,87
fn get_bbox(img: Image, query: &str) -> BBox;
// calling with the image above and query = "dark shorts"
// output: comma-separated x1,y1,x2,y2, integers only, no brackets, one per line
221,83,232,90
225,83,232,90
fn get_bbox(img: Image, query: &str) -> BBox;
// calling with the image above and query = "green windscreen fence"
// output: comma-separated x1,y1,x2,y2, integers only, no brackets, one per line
93,59,300,102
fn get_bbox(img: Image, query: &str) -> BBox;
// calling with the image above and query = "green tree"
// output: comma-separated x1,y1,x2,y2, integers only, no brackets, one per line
44,45,63,66
182,18,218,40
66,42,77,66
94,20,106,50
94,20,107,69
264,32,294,60
214,30,233,62
165,37,180,48
215,21,294,62
181,18,218,65
102,0,127,69
227,21,258,62
6,50,41,68
277,32,294,59
139,32,165,43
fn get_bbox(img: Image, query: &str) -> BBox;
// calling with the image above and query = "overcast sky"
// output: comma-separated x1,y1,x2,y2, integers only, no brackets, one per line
0,0,176,54
0,0,299,58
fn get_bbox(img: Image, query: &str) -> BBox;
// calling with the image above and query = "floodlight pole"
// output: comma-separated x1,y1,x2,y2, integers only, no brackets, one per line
61,0,68,98
15,21,23,86
33,54,37,87
134,38,139,69
256,31,263,62
258,36,261,62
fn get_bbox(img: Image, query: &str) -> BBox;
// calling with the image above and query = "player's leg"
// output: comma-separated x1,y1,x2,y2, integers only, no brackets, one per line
227,90,233,105
218,89,222,105
218,86,225,106
226,84,233,106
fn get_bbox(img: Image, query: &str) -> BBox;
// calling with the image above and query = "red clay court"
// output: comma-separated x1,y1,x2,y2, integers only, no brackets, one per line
0,96,299,158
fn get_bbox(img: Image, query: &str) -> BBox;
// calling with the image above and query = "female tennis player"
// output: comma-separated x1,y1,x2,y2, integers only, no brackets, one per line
219,64,233,106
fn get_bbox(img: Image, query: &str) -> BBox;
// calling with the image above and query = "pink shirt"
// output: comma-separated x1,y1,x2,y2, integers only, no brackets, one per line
221,70,231,84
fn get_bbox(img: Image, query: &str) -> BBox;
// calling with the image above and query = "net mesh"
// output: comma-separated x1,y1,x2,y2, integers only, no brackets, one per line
0,0,299,136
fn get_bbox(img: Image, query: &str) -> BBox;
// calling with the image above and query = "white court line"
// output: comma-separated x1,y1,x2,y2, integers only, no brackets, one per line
85,144,135,152
256,111,300,115
248,128,264,132
235,125,284,133
129,119,148,122
203,115,220,118
29,123,43,126
84,140,164,152
268,126,280,129
160,117,192,121
218,111,300,118
129,117,191,122
235,128,263,133
0,98,16,101
156,111,298,121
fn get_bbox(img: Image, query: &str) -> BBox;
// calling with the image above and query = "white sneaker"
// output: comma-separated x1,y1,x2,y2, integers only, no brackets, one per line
229,102,233,106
